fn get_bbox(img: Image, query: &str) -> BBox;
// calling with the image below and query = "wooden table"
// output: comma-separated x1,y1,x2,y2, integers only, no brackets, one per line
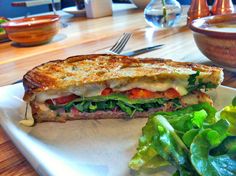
0,4,235,176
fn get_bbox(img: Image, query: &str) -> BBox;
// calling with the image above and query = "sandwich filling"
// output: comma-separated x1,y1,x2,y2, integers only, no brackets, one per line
35,77,189,102
30,71,217,122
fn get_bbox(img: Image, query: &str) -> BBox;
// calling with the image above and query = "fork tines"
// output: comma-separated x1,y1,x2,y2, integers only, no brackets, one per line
109,33,132,54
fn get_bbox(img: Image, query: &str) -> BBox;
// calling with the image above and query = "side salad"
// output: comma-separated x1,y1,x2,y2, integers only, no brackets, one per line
129,97,236,176
0,17,8,35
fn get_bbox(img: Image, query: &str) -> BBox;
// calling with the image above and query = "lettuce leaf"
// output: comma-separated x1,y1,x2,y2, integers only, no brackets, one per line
232,96,236,106
129,102,236,175
210,136,236,156
182,129,199,148
128,115,168,171
129,103,216,173
152,103,217,133
220,105,236,135
151,116,190,167
190,129,236,176
0,19,8,34
182,119,229,148
129,103,216,170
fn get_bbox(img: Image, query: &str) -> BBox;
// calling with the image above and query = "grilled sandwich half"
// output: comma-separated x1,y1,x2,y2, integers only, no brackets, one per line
23,54,223,123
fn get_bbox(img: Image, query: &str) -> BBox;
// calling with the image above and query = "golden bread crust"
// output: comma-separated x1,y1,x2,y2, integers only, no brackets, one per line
23,54,223,101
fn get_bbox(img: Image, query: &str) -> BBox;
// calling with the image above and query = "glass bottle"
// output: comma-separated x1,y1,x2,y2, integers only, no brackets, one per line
211,0,234,15
144,0,182,29
187,0,210,26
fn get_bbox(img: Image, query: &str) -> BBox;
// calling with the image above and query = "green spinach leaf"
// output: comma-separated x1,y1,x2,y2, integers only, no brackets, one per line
187,71,217,92
48,94,168,117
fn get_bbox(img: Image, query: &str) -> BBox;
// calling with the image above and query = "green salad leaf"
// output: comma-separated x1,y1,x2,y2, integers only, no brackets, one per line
182,129,199,148
232,96,236,106
0,19,8,34
203,119,230,145
129,103,217,173
191,109,207,128
191,129,236,176
151,103,217,133
129,102,236,175
220,105,236,135
128,145,168,171
210,136,236,156
129,115,168,171
0,19,8,23
151,116,193,173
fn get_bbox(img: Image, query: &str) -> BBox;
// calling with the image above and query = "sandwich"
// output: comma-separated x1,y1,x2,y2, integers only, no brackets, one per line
23,54,223,123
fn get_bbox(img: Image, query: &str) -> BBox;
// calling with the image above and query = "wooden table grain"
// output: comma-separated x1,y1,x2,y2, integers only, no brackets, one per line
0,4,235,176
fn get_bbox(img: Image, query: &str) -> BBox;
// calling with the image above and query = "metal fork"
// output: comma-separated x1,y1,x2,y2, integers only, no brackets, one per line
109,33,132,54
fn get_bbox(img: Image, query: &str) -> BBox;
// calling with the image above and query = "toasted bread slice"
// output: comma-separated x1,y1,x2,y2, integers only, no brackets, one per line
23,54,223,102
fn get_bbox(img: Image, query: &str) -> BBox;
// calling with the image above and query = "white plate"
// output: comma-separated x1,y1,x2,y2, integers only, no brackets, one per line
0,84,235,176
62,6,86,16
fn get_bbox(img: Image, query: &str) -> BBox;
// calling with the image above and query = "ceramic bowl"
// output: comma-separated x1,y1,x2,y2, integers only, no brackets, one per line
130,0,149,9
1,15,60,46
190,14,236,68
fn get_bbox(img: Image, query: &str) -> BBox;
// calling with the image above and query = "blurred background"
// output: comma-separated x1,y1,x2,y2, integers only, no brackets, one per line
0,0,231,18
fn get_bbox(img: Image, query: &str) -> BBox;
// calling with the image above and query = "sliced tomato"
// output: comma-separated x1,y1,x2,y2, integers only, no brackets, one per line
101,88,113,96
164,88,181,99
127,88,180,99
71,106,80,115
45,94,79,105
128,88,161,99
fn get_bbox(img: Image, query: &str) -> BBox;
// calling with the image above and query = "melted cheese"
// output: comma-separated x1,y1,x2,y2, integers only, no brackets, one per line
19,119,34,127
36,84,106,102
36,78,188,102
68,84,106,97
110,79,188,95
36,92,72,102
